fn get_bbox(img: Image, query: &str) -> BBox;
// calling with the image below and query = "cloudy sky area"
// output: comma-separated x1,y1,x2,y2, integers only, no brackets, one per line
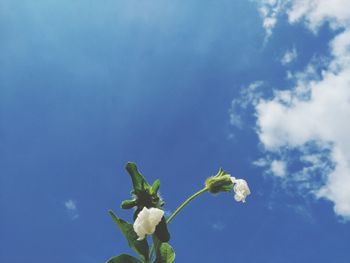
1,0,350,262
256,0,350,219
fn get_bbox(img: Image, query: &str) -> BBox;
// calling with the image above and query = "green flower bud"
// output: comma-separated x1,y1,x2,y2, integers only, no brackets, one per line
205,168,233,194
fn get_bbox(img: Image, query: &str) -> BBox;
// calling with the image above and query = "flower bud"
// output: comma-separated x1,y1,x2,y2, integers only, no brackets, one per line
133,207,164,240
232,179,250,202
205,168,234,194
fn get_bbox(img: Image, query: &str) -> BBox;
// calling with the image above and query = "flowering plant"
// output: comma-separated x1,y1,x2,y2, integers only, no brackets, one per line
107,162,250,263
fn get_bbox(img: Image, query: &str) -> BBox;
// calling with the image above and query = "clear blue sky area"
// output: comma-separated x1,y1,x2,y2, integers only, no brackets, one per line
1,1,349,262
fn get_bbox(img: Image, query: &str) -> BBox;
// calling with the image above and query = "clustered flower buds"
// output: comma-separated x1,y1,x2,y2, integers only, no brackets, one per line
133,207,164,240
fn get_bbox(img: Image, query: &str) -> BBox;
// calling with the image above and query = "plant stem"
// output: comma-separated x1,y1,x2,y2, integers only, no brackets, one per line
148,245,154,261
148,187,209,260
148,234,160,261
166,187,208,224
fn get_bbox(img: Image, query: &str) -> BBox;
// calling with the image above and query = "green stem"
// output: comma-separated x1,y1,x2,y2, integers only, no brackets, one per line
166,187,208,224
148,234,160,261
148,187,209,260
148,246,154,262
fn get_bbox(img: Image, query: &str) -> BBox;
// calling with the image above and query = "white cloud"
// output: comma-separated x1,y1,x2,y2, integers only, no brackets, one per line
65,199,79,220
270,160,287,177
254,0,350,220
257,55,350,219
287,0,350,31
281,48,298,65
257,0,350,36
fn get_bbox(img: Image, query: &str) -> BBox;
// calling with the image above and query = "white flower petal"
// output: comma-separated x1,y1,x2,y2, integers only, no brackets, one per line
233,179,250,203
133,207,164,240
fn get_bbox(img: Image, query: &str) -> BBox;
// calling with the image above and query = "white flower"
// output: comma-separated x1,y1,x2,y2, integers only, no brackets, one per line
232,178,250,203
133,207,164,240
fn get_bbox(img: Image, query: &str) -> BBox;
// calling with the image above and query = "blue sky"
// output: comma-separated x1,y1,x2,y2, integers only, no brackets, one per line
1,0,350,262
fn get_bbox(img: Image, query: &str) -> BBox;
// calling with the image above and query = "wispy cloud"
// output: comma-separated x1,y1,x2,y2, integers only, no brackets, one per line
229,81,264,129
64,199,79,220
257,0,285,41
211,221,225,231
281,48,297,65
253,157,286,177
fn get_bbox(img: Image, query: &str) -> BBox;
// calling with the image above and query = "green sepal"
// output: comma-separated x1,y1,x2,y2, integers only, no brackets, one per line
125,162,150,194
150,179,161,195
205,168,233,194
121,199,137,209
106,254,142,263
109,210,149,262
154,217,170,242
154,243,176,263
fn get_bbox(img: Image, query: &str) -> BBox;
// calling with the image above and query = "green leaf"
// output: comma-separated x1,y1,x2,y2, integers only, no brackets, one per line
155,243,175,263
125,162,150,193
109,210,149,261
106,254,142,263
154,217,170,242
150,179,161,194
